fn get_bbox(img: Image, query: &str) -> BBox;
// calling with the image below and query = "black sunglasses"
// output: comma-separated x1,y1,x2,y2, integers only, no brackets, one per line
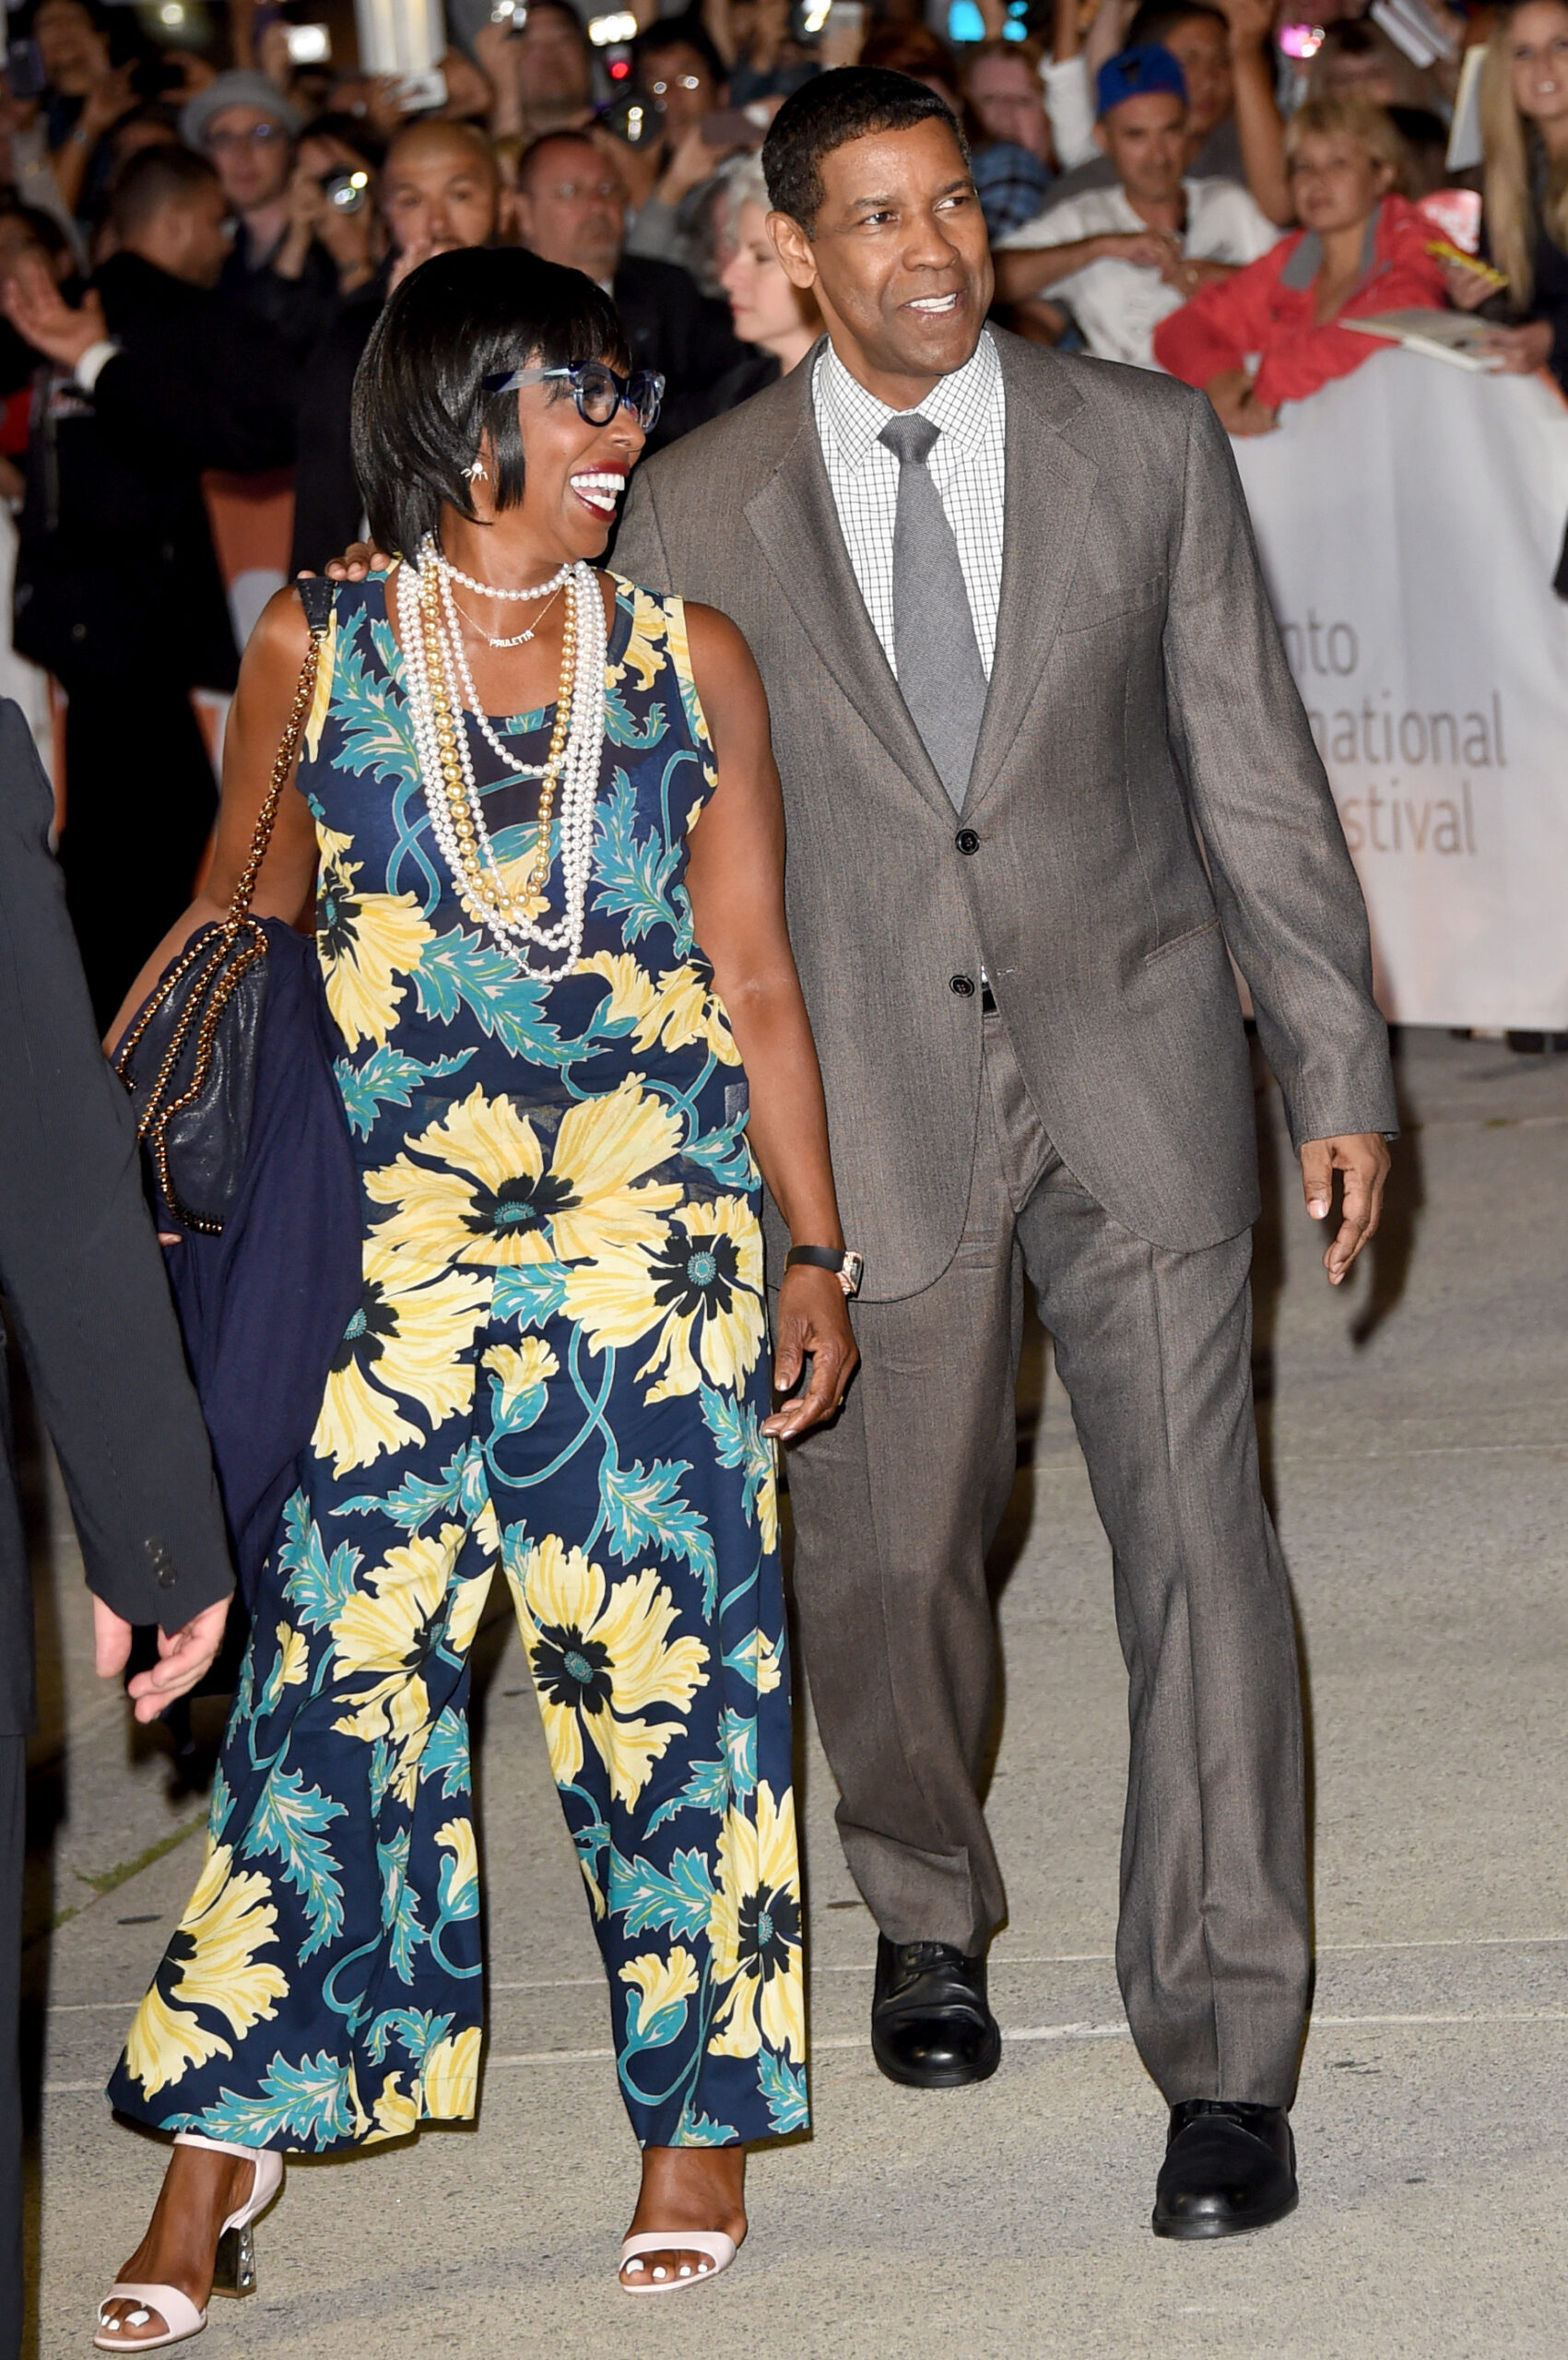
482,359,666,431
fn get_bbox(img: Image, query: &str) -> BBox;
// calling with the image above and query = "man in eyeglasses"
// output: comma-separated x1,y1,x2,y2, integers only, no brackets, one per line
180,70,338,360
513,125,746,444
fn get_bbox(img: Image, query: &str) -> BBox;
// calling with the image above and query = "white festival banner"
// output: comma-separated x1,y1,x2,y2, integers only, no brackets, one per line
1232,345,1568,1030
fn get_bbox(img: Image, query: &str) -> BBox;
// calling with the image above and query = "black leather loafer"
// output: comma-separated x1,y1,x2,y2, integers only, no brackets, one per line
870,1936,1002,2089
1151,2099,1298,2239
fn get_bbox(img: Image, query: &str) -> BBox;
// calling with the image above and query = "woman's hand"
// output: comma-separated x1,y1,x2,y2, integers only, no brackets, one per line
1205,366,1279,435
1480,317,1554,374
320,537,394,579
764,1265,858,1441
1441,255,1498,312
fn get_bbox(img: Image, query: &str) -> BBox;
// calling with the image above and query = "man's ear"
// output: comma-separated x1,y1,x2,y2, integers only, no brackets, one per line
496,185,519,241
1093,118,1111,156
769,207,818,292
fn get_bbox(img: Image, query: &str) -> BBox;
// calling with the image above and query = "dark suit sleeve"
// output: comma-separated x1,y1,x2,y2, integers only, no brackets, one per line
93,307,299,478
1161,389,1397,1147
0,704,234,1632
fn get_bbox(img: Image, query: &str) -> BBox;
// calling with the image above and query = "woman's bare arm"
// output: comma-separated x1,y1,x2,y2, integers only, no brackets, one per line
683,600,858,1439
106,587,323,1050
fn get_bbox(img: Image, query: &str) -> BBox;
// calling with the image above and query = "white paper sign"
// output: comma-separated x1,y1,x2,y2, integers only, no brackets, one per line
1232,345,1568,1030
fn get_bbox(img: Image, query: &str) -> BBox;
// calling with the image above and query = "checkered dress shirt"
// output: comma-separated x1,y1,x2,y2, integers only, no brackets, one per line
812,329,1007,681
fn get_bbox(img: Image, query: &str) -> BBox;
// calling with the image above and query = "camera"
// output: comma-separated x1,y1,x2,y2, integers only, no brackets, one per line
323,170,371,214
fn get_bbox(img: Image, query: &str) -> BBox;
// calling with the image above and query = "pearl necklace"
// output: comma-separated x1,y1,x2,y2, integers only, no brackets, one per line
398,537,605,980
438,553,572,602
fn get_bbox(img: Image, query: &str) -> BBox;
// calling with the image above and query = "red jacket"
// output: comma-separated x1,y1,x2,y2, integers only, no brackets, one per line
1152,194,1451,409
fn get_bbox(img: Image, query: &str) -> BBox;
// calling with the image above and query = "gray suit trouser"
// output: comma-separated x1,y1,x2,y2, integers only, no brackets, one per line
787,1009,1310,2106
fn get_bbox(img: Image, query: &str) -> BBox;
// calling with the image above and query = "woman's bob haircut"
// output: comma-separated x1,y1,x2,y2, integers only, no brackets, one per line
351,245,630,557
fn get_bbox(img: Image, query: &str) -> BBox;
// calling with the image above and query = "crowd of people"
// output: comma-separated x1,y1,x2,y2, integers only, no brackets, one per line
0,0,1561,1012
0,1,1563,2353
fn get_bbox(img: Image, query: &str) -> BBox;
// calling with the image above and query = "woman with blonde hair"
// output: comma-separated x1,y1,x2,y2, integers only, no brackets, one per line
1452,0,1568,383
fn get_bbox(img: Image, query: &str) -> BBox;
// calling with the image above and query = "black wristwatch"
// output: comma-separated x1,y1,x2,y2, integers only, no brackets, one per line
785,1245,864,1297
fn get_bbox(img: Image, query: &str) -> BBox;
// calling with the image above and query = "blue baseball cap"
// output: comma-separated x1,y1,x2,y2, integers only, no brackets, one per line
1095,43,1189,119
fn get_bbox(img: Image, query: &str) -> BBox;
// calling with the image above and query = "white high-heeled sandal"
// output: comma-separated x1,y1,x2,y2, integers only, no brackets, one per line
619,2229,737,2295
93,2133,284,2352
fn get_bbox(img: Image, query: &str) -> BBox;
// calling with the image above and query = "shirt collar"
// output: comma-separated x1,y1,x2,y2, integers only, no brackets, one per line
816,327,1000,474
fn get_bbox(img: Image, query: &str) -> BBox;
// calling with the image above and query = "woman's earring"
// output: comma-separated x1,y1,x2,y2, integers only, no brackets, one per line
463,458,489,482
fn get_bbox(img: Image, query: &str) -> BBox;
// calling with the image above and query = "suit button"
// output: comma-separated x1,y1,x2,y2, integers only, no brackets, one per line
949,974,975,997
955,829,980,855
144,1538,178,1590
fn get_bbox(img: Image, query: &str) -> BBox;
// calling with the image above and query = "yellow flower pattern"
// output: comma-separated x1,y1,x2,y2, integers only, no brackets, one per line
110,574,804,2158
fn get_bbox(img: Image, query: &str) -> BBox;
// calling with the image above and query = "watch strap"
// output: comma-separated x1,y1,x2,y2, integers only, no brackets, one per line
784,1245,864,1296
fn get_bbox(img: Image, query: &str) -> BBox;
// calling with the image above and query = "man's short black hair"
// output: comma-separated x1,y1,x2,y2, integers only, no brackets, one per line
352,243,628,557
761,65,966,235
108,145,220,241
1124,0,1227,45
633,10,725,88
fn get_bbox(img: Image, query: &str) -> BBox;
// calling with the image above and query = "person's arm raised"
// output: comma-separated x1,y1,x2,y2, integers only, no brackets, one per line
682,601,858,1440
105,586,322,1052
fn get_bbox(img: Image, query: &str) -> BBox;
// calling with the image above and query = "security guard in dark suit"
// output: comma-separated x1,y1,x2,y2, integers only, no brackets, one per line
0,699,233,2360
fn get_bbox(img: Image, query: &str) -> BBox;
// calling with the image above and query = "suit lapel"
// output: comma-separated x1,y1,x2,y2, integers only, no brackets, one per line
964,340,1101,817
743,356,953,820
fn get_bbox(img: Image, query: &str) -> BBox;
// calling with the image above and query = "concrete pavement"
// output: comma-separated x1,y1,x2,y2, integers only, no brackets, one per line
23,1027,1568,2357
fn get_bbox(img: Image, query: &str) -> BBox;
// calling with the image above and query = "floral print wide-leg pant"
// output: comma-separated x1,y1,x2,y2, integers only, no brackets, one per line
108,1130,804,2155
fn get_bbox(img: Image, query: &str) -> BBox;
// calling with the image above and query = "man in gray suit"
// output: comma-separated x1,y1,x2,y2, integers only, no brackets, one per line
0,698,234,2358
614,66,1394,2236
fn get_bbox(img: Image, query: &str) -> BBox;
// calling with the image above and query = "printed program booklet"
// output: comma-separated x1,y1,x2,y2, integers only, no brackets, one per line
1343,310,1504,371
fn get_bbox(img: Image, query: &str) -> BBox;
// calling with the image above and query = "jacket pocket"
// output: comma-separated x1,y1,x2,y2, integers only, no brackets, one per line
1143,914,1221,965
1059,574,1167,632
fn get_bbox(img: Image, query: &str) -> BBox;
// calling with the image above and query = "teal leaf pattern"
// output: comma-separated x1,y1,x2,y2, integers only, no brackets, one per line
609,1846,716,1939
335,1045,477,1139
277,1494,362,1631
645,1753,731,1833
759,2050,808,2134
600,1458,719,1613
700,1386,775,1533
184,2052,356,2147
243,1769,348,1962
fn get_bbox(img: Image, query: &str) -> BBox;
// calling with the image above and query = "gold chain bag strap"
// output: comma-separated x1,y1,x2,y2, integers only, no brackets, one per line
113,580,334,1234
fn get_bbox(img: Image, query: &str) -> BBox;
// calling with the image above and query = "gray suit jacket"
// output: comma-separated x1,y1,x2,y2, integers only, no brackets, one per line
616,332,1395,1300
0,700,232,1732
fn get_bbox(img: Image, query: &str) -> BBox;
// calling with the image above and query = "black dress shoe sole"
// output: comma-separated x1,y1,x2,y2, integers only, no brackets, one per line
1150,2185,1298,2241
870,2024,1003,2091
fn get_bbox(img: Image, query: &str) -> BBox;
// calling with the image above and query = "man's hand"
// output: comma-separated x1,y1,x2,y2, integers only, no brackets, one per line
2,257,108,372
1299,1131,1390,1285
1099,227,1183,273
764,1265,859,1442
93,1594,232,1726
321,537,395,579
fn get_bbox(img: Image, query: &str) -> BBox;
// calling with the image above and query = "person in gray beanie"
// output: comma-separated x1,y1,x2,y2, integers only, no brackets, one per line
181,68,337,356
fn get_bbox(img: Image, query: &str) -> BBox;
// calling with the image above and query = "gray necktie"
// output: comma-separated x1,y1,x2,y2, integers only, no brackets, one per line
878,411,988,810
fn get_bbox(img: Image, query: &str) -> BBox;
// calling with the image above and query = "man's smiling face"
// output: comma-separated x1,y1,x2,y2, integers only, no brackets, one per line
771,115,992,406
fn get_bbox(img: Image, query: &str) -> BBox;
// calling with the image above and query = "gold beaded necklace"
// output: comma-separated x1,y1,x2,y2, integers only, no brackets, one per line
418,560,577,907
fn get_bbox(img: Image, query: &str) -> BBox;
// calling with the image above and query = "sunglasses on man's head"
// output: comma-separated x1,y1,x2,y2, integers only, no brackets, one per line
481,359,666,432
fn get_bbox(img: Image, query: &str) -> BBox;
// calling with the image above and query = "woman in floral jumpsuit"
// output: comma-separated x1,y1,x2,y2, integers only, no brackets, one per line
96,249,855,2342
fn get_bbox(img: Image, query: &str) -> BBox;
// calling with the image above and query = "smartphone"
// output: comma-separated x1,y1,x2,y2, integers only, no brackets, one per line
601,91,659,144
1277,21,1325,56
5,38,46,100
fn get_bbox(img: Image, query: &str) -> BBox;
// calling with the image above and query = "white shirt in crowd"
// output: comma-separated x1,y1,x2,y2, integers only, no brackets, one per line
812,329,1006,678
996,178,1281,372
